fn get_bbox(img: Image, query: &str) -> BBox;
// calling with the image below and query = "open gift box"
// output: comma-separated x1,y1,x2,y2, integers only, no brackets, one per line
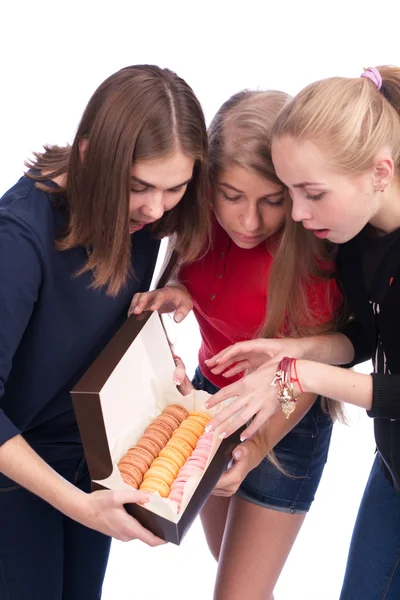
71,311,242,545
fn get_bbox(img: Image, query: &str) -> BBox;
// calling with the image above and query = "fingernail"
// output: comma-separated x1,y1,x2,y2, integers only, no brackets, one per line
233,449,242,460
174,313,183,323
205,424,213,433
219,432,227,440
203,402,209,409
240,435,247,442
204,358,210,363
174,378,182,385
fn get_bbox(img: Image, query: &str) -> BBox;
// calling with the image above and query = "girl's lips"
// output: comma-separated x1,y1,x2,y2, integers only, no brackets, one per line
312,229,330,239
233,231,264,244
129,221,146,234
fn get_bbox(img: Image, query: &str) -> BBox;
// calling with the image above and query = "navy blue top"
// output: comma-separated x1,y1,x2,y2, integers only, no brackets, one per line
0,175,160,463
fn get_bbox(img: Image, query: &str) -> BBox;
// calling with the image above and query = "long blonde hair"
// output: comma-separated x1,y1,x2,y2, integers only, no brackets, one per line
208,91,344,422
272,65,400,175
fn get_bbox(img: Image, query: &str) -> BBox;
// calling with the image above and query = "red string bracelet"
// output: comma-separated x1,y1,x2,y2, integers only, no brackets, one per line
292,359,304,394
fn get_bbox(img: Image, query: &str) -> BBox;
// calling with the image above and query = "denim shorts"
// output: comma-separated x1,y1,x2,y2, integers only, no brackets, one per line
192,366,333,514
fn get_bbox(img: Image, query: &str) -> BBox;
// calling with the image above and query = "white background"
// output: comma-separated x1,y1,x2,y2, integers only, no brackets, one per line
1,1,398,597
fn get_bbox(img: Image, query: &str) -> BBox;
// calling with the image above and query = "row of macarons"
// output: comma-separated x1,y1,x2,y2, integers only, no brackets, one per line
117,404,212,497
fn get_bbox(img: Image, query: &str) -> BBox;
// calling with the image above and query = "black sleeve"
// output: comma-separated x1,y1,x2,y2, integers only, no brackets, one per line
0,213,43,446
367,373,400,419
339,319,372,368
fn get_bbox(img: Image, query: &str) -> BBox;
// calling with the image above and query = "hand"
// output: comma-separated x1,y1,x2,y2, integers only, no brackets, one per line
205,338,307,378
204,362,282,440
129,285,193,323
212,437,265,497
172,355,194,396
74,489,166,546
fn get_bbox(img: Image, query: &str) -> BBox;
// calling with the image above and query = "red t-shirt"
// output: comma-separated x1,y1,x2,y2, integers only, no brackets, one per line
178,218,342,389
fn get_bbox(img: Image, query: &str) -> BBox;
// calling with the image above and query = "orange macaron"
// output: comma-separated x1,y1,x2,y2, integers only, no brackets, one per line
151,457,180,478
172,428,198,450
140,477,170,498
163,404,190,423
166,437,193,461
159,446,186,469
180,418,205,438
143,466,174,487
189,412,211,427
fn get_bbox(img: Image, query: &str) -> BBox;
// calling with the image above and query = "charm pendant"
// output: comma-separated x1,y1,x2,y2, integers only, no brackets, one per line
281,399,296,419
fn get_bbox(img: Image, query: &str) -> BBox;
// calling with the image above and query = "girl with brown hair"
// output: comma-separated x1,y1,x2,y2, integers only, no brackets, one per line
0,64,209,599
206,65,400,599
132,89,343,599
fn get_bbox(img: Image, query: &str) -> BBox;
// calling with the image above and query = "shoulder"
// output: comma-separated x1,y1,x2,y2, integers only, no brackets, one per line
0,175,57,251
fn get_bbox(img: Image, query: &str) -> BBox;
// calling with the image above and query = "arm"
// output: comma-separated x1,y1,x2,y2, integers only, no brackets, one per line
0,214,163,545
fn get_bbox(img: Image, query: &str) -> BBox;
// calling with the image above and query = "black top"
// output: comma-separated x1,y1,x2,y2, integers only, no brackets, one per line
0,175,160,464
337,226,400,490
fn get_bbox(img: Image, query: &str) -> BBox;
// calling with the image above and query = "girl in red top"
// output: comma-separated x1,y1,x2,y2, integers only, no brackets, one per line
132,90,343,599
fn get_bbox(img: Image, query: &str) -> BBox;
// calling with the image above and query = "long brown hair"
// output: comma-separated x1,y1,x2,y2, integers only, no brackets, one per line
26,65,210,296
208,90,344,424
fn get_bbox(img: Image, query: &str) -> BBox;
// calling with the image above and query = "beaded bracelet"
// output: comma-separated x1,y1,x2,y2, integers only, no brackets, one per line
270,357,300,418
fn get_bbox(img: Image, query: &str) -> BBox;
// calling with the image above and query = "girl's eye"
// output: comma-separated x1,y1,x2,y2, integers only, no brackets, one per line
306,192,325,201
262,197,284,207
131,187,147,193
221,191,242,202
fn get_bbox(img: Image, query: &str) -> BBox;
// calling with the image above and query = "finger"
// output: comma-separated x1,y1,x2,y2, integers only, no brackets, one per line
174,303,192,323
238,408,273,442
203,382,239,410
123,517,167,546
221,360,252,378
178,375,194,396
113,489,150,506
206,397,249,437
173,362,186,385
205,342,249,367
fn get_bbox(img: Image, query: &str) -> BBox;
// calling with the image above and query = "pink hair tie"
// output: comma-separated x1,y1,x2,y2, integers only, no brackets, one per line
360,67,382,91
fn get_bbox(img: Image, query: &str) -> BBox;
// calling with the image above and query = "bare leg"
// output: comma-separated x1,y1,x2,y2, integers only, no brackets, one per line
200,494,231,561
213,496,306,600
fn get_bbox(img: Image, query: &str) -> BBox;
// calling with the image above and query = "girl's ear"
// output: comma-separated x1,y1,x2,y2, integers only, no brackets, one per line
372,152,394,192
78,138,89,161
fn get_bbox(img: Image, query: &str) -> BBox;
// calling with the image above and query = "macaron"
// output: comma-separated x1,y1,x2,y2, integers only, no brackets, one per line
120,471,140,489
163,404,189,423
140,477,170,498
151,457,180,478
179,464,204,478
180,418,205,438
166,437,193,461
170,476,189,491
146,420,174,439
122,453,149,476
141,430,169,451
136,437,161,460
143,466,174,487
126,446,154,468
172,428,198,449
168,488,184,505
186,455,207,469
156,414,181,431
188,412,211,427
159,446,186,469
118,463,143,488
